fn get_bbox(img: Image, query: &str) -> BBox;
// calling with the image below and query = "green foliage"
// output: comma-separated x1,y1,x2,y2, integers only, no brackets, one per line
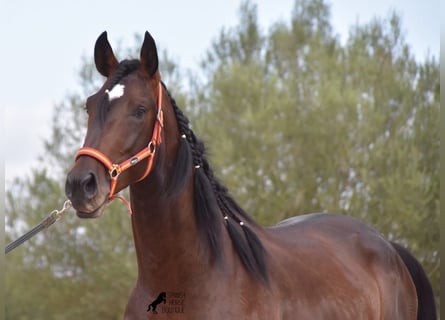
5,0,439,317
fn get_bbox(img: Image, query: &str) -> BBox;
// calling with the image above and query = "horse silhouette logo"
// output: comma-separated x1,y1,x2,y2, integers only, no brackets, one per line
147,292,167,314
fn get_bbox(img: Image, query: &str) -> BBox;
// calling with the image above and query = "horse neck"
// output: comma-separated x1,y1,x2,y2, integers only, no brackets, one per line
128,178,190,273
126,99,227,288
128,172,235,293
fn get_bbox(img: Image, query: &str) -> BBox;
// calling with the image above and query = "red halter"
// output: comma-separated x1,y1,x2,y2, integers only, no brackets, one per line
74,83,164,213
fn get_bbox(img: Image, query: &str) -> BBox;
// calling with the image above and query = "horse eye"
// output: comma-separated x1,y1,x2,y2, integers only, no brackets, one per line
134,106,147,119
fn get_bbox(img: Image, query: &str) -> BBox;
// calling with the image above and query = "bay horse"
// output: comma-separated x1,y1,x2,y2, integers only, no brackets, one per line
65,31,436,319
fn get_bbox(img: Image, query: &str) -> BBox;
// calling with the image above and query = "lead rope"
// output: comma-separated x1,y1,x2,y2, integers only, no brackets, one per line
110,194,133,215
5,200,73,254
5,195,132,255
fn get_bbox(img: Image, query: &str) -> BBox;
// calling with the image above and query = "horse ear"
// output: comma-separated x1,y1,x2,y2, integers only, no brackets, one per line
140,31,159,77
94,31,118,77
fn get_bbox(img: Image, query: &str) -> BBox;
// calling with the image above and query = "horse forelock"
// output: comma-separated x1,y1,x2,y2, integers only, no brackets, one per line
107,59,140,90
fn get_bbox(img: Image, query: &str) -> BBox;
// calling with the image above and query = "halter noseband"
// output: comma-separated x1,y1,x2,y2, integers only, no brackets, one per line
74,83,164,210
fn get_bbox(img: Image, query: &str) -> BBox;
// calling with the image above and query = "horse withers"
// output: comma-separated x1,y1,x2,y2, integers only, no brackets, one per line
65,31,436,319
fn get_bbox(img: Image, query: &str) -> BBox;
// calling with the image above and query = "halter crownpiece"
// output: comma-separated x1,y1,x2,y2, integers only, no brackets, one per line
75,82,164,212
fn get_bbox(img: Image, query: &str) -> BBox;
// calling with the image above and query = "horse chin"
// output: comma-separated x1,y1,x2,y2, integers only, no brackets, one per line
75,202,107,219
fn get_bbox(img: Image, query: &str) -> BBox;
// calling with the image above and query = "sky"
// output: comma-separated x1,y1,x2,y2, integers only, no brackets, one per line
2,0,439,185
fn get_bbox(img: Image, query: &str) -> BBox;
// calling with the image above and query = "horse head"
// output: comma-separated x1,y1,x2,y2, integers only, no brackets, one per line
65,31,164,218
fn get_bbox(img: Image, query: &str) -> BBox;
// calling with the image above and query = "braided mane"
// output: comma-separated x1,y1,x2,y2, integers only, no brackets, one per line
105,61,268,282
164,83,268,283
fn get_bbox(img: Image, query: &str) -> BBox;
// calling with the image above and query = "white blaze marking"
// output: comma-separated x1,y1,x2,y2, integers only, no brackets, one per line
105,84,125,101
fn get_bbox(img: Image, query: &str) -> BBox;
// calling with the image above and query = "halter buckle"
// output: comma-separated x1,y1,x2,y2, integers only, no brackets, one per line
109,164,120,179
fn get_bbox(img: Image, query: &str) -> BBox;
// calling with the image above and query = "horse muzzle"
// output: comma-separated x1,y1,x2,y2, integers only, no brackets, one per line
65,158,110,218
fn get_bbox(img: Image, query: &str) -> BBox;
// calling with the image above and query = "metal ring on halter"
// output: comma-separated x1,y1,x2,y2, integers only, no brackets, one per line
110,165,120,179
148,141,156,153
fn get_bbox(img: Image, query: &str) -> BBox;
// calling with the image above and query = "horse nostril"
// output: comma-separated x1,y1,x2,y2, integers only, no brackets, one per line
82,172,98,199
65,176,74,199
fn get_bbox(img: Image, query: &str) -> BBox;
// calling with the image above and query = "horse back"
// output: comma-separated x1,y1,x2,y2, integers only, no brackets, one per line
261,213,418,319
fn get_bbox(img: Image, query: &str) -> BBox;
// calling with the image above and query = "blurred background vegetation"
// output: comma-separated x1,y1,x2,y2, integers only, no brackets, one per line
5,0,439,318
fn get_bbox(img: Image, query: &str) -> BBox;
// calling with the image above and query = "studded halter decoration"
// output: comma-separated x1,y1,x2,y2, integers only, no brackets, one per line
74,83,164,213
